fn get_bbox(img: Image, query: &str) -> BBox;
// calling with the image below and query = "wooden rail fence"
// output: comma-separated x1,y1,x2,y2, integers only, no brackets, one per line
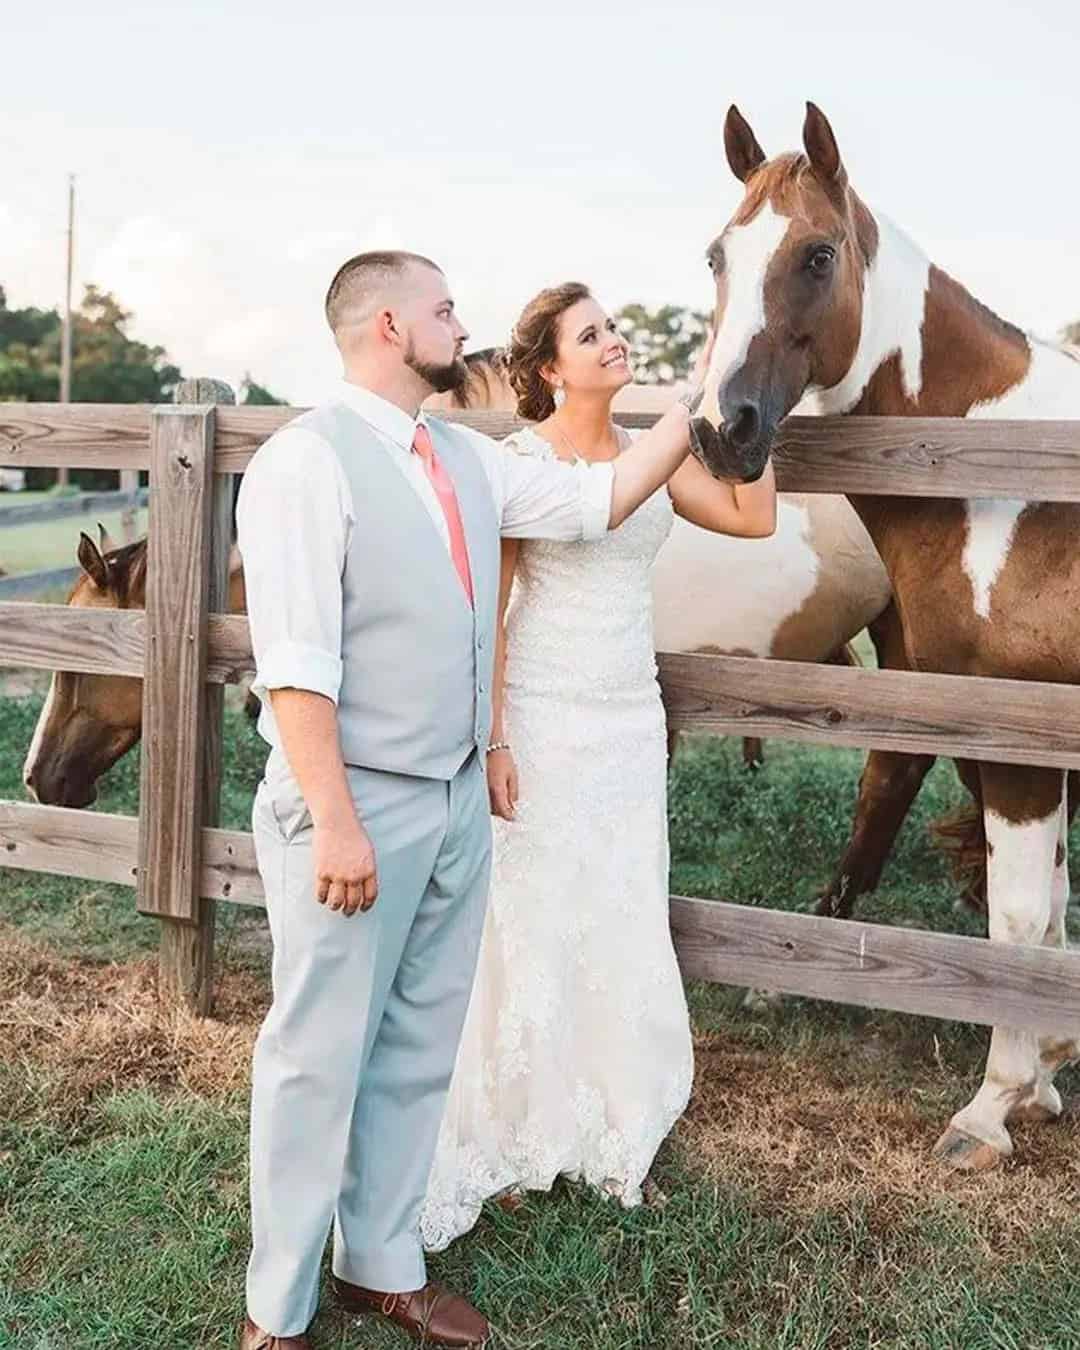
3,396,1080,1025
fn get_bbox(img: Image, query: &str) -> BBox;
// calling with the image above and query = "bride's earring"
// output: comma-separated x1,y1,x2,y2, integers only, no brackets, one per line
553,381,566,409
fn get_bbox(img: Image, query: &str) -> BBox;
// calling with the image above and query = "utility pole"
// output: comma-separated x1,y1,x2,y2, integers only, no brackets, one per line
57,174,75,488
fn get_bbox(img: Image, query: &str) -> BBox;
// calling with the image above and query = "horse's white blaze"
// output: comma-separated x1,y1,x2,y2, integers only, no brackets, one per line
946,797,1062,1151
810,213,930,415
23,674,57,800
961,500,1028,620
699,204,791,428
652,500,819,654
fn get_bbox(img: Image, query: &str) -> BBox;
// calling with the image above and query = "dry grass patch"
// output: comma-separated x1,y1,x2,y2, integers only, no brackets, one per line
0,924,266,1115
680,1028,1080,1264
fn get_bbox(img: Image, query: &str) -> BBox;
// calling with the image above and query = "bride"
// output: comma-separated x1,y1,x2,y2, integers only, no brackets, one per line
420,282,776,1250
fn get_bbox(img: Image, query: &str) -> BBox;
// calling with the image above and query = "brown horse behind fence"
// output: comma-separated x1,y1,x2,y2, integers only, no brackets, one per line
22,528,246,809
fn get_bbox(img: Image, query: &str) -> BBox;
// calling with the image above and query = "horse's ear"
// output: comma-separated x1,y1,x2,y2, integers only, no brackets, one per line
97,521,117,555
724,105,767,183
803,102,847,191
77,532,111,590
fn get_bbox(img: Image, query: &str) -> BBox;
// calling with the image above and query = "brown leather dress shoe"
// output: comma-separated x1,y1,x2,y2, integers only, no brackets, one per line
238,1314,311,1349
333,1275,490,1347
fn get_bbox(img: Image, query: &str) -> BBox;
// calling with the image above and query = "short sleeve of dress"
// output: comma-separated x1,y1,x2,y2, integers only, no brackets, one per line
501,427,556,461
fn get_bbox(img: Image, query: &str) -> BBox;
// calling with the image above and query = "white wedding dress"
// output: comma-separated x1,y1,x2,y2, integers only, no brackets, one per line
420,426,694,1252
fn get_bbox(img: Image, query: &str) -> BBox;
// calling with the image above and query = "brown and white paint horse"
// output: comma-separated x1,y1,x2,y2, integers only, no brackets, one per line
695,101,1080,1170
23,528,247,808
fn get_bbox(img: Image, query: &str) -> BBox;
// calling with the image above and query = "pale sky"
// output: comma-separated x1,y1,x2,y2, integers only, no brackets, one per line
3,0,1078,403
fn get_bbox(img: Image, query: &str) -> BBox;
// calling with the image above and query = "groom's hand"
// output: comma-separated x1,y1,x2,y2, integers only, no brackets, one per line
313,815,379,916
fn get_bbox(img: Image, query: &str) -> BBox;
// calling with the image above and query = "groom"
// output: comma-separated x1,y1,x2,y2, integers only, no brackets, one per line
236,250,694,1348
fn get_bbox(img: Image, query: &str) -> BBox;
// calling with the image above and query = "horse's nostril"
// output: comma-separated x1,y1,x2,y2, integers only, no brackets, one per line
728,402,761,448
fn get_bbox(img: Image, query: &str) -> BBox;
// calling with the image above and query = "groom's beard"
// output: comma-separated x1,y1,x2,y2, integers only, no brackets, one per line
404,339,468,395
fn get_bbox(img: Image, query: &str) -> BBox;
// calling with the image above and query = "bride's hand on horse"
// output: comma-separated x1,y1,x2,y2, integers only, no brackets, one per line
314,816,379,915
487,748,518,820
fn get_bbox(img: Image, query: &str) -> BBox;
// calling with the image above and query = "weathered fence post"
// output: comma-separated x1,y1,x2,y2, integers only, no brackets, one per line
119,468,140,542
137,378,234,1014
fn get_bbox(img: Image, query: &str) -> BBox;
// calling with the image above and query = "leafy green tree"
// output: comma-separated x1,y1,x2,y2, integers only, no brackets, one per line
615,303,712,384
0,284,181,404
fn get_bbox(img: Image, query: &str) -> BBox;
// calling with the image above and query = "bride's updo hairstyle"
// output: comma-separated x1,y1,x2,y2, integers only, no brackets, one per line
507,282,592,422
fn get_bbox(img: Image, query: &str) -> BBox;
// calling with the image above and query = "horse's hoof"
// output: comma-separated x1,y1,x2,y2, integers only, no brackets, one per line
931,1126,1004,1172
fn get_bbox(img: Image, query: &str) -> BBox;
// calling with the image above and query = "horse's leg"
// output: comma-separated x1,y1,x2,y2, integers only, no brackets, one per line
742,736,764,769
1010,797,1080,1123
933,763,1065,1170
817,603,934,917
816,749,935,917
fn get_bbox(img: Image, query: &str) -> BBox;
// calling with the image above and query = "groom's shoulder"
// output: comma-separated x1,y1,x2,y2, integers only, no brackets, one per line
245,401,344,485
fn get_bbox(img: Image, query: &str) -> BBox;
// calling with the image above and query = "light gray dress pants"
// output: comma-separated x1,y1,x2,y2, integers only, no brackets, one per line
245,747,491,1337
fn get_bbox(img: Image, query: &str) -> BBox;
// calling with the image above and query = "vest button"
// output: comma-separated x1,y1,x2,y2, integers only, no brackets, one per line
478,683,486,695
477,634,486,650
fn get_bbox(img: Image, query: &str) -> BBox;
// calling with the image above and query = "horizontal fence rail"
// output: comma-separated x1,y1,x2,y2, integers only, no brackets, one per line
7,603,1080,771
0,487,147,528
7,404,1080,499
659,652,1080,771
669,898,1080,1036
6,793,1080,1038
0,801,263,906
0,604,252,683
0,565,81,600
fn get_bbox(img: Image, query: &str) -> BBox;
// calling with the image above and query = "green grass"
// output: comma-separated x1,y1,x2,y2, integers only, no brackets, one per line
0,507,148,576
4,1071,1080,1349
669,734,989,937
5,694,1080,1347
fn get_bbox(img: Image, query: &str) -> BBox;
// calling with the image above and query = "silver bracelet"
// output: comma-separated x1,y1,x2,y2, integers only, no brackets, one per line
487,741,511,754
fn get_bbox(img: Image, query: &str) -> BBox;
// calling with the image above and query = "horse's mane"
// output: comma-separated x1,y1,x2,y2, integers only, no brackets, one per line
448,347,512,410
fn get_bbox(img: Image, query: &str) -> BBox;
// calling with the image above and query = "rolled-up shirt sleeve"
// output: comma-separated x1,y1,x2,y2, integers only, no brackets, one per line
467,427,614,540
236,429,351,706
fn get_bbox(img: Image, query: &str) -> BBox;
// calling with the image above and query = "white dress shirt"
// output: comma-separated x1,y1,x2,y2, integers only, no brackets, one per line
236,380,615,730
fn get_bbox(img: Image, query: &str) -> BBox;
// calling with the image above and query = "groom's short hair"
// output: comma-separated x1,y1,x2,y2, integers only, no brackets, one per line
325,250,442,334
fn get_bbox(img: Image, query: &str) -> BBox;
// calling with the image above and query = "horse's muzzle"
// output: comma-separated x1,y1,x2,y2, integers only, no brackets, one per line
689,416,770,484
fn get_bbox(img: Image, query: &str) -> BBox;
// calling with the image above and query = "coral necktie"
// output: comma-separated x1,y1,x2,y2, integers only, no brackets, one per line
411,424,475,607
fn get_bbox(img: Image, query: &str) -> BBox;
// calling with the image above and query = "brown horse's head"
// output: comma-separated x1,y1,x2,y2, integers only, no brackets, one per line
691,102,877,481
23,530,148,808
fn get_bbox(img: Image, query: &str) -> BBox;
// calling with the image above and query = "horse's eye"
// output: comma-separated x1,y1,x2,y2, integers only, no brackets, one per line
708,249,725,276
807,246,835,278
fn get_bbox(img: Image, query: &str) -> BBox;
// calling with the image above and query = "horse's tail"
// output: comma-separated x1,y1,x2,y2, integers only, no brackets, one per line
929,803,988,915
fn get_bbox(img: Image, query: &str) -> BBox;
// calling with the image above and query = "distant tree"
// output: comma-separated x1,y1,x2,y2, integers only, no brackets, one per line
1,284,284,487
615,303,711,384
1063,319,1080,347
0,284,181,404
0,285,56,350
241,373,286,405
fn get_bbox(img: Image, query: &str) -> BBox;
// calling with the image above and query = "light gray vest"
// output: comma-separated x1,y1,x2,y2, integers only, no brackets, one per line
294,402,499,780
